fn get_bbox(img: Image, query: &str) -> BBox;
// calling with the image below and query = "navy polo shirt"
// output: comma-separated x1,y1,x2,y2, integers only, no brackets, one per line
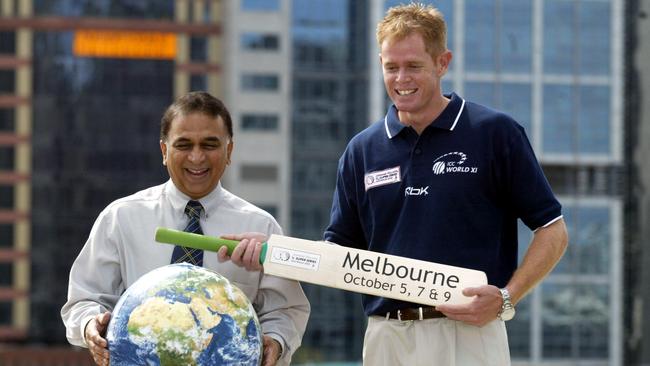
324,93,562,316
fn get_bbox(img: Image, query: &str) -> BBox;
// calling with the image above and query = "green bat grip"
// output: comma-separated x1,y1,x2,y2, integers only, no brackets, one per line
155,227,268,264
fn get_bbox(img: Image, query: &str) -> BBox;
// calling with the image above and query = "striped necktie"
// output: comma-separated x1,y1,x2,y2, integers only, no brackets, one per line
170,200,204,266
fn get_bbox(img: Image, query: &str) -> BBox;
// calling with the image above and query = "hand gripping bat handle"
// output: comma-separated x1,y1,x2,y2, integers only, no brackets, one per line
155,227,268,264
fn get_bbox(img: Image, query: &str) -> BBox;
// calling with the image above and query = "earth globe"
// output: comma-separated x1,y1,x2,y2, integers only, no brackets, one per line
106,263,262,365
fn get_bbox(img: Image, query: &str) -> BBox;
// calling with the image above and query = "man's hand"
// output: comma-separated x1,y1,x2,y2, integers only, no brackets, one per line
85,312,111,366
435,285,502,327
218,232,267,271
262,335,282,366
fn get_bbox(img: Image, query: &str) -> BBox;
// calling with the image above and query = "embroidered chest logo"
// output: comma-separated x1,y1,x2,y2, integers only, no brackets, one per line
432,152,478,175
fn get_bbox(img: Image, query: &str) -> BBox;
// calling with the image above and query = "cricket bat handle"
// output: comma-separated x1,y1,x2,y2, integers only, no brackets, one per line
154,227,268,263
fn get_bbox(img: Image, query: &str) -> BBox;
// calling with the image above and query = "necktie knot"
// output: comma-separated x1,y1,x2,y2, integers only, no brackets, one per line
185,200,203,220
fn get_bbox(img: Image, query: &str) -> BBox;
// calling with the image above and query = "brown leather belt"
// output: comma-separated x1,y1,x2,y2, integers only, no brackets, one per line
386,307,446,321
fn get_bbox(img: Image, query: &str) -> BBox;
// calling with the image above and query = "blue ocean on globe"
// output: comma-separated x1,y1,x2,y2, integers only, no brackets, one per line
106,263,262,365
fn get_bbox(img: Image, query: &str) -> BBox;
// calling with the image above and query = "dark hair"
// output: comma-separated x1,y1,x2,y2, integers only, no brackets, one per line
160,91,233,141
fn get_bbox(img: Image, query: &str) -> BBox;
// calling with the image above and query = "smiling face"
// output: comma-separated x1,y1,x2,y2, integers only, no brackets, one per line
160,112,233,199
381,32,451,128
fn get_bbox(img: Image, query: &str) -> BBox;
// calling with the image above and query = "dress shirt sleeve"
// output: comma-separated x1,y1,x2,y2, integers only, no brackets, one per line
60,206,124,347
255,220,310,366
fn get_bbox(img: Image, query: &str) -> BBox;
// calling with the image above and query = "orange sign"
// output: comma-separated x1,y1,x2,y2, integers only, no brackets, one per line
73,30,177,60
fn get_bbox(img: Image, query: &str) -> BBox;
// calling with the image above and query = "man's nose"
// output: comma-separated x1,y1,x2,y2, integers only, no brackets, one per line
188,147,205,162
396,68,410,82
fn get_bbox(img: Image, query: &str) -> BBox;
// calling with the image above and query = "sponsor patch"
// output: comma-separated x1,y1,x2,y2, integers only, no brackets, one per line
364,166,401,191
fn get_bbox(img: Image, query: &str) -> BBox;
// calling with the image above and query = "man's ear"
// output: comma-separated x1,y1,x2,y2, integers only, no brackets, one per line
160,140,168,166
226,139,234,165
436,50,452,76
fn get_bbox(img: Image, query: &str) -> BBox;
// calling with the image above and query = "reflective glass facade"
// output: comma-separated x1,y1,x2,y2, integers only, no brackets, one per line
290,0,369,362
31,35,172,344
436,0,621,364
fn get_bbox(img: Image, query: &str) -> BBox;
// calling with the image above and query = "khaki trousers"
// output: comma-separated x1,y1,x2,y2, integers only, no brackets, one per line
362,316,511,366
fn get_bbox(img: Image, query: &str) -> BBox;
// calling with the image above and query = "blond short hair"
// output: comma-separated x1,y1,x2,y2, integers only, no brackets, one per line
376,2,447,58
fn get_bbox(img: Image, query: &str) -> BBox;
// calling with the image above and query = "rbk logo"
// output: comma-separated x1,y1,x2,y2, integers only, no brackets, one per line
405,186,429,196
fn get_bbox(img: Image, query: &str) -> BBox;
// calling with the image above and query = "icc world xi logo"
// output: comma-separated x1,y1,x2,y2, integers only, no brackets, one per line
432,151,478,175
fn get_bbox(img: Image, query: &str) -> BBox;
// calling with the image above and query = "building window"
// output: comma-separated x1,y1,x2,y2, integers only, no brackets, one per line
242,0,279,11
0,31,15,53
0,147,14,170
241,113,279,131
241,164,278,182
464,0,532,73
0,70,15,93
241,33,279,51
544,0,611,76
190,36,207,62
190,75,207,92
499,0,532,73
242,74,279,91
542,84,610,155
465,0,496,72
292,160,338,190
0,224,12,248
0,186,13,208
0,109,14,131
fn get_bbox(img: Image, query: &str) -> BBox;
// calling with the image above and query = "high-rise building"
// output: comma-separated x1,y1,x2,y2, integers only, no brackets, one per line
0,0,224,344
221,0,292,228
288,0,370,361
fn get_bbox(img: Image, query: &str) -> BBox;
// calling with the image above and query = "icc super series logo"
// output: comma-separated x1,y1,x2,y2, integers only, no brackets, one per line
432,152,478,175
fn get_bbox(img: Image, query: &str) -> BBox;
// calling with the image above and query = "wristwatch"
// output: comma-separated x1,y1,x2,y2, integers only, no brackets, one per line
497,288,516,321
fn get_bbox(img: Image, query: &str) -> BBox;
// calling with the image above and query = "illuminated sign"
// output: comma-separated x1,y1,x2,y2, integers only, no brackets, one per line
73,30,177,59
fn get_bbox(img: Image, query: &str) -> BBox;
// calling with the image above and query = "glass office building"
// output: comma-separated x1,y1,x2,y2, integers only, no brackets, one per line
290,0,370,361
0,0,222,343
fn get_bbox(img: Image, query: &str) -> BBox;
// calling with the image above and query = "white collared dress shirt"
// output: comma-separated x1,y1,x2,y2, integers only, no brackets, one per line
61,180,310,365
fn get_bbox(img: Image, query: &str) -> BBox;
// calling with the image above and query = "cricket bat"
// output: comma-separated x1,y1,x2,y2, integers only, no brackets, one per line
155,227,487,306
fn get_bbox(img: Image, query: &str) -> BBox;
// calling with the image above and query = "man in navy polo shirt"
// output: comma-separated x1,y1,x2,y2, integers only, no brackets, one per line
324,3,568,365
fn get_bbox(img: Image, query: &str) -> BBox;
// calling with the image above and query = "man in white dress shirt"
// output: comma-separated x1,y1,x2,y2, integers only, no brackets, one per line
61,91,310,366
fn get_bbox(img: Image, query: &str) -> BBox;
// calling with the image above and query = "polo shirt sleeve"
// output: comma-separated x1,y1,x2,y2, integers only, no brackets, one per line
324,145,366,250
503,123,562,231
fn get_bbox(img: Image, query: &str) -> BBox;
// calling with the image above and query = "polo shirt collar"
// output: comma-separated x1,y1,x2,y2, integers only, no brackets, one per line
164,179,225,219
384,92,466,139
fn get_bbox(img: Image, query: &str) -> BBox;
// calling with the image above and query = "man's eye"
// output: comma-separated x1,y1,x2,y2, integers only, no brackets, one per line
175,144,191,150
202,144,219,150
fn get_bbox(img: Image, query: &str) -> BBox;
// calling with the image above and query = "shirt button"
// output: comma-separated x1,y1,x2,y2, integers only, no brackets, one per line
414,148,422,155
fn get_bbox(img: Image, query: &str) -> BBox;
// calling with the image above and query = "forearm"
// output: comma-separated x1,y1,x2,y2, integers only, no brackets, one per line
506,218,568,304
